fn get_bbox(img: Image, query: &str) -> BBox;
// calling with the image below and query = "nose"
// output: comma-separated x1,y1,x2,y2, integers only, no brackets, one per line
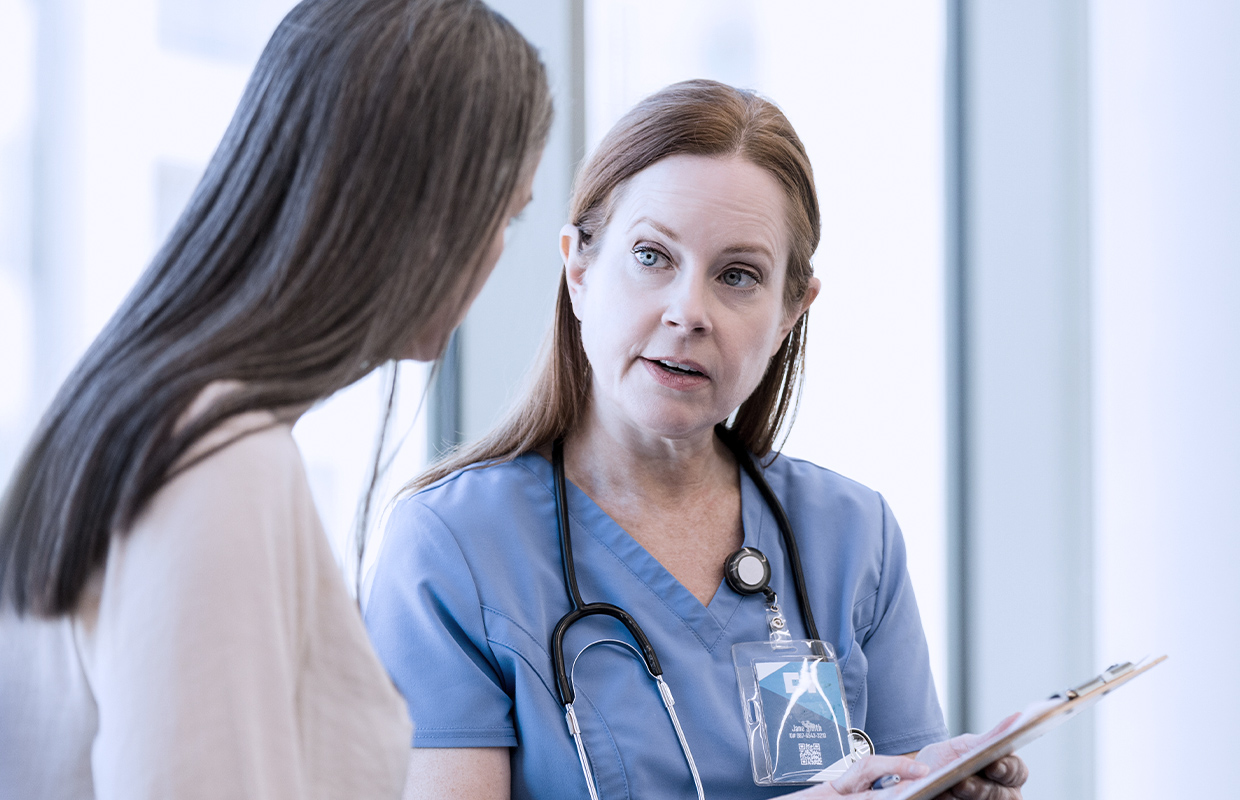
661,272,712,334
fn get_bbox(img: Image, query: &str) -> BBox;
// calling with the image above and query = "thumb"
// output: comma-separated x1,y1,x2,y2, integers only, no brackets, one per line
830,755,930,795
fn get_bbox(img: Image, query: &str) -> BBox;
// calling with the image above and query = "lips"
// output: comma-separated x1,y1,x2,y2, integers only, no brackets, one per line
641,357,711,390
647,356,708,376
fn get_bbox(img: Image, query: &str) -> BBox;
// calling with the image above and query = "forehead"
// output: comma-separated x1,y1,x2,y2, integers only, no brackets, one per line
609,155,789,257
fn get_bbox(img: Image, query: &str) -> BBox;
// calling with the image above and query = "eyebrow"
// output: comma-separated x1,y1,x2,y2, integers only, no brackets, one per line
630,216,679,241
629,216,776,261
719,243,776,262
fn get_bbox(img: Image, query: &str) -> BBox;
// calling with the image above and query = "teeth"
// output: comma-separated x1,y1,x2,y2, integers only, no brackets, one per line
658,359,701,375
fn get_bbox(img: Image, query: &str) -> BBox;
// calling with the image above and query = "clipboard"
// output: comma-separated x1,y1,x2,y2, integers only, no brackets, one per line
890,655,1168,800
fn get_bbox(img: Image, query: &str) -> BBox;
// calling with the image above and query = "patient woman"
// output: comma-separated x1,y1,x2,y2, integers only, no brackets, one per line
365,81,1027,799
0,1,551,797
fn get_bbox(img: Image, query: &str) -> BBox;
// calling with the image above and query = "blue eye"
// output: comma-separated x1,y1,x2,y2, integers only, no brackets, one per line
633,247,660,267
721,268,758,288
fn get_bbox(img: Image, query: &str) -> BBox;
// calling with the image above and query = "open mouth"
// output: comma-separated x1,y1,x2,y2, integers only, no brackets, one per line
651,358,706,377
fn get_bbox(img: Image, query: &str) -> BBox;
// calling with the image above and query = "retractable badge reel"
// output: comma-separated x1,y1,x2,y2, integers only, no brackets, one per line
726,548,872,786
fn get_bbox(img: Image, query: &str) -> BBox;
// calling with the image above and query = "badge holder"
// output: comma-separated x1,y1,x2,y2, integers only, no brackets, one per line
726,549,869,786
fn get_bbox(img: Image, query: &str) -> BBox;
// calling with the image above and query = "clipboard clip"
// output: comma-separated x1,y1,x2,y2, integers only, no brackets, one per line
1051,661,1136,701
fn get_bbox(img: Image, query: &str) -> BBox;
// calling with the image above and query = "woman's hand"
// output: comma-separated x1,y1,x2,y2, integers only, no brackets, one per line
786,714,1029,800
784,755,931,798
913,715,1029,800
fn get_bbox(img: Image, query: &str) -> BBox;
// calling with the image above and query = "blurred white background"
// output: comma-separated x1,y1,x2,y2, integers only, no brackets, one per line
585,0,951,730
1,2,1236,798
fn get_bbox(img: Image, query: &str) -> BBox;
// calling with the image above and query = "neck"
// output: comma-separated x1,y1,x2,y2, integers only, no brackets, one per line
563,403,735,508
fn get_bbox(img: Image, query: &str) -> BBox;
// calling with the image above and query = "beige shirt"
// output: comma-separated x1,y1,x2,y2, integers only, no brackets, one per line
0,396,411,799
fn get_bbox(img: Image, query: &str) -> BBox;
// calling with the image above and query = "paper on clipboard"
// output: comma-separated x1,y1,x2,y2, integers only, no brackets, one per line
889,655,1168,800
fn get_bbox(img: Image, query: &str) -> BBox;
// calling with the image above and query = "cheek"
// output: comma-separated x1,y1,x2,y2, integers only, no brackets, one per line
734,342,775,395
723,311,787,397
580,301,635,374
579,268,652,360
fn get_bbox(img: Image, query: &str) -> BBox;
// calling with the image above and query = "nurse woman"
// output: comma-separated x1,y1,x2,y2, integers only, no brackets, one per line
365,80,1028,800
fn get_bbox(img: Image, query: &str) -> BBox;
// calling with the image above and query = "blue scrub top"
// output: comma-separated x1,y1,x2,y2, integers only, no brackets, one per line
365,451,947,800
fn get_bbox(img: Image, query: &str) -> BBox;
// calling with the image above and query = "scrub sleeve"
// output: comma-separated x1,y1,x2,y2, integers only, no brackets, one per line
364,500,518,748
847,497,949,755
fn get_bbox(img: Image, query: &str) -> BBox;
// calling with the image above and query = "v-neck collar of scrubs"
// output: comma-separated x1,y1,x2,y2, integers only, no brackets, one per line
522,451,773,653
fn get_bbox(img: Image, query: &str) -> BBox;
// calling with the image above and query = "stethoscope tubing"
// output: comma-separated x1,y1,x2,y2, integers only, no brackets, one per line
550,427,819,707
552,439,665,706
549,431,822,800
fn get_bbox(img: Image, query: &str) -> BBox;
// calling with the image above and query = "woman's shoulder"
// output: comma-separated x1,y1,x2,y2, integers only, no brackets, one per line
399,451,553,522
168,380,302,486
762,451,886,506
373,453,555,589
759,452,896,546
165,412,305,518
127,407,315,585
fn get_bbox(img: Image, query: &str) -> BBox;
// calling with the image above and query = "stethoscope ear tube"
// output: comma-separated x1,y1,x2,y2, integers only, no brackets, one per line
551,602,664,706
553,439,585,611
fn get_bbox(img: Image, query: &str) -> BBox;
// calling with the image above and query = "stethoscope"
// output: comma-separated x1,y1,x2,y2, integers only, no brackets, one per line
549,425,822,800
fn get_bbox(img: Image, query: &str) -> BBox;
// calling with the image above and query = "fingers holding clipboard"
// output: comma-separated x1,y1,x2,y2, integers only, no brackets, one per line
886,656,1167,800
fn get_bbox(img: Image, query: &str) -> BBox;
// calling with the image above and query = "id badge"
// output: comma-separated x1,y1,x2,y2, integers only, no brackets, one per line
733,639,860,786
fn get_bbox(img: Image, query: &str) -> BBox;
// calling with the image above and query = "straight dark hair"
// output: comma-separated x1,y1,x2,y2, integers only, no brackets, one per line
0,0,552,616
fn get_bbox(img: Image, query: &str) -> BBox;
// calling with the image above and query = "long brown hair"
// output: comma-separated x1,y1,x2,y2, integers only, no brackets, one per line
0,0,553,616
416,79,819,489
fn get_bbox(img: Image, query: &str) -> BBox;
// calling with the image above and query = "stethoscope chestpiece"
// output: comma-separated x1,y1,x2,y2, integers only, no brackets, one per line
724,547,772,595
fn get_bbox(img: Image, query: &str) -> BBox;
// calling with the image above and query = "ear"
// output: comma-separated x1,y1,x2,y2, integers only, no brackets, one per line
561,223,587,320
774,276,821,353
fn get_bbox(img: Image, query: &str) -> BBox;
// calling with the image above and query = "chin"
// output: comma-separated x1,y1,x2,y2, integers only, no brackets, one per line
628,407,721,442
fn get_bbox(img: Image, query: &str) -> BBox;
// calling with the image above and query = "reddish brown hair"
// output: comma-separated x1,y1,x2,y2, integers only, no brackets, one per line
415,79,819,488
